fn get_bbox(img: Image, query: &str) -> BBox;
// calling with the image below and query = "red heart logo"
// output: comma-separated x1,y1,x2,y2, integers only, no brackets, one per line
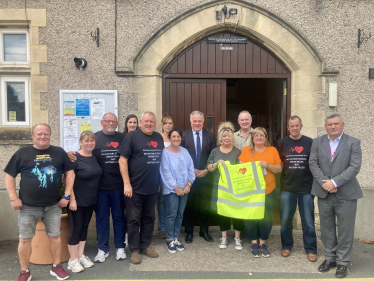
111,142,119,149
239,168,247,175
294,146,303,154
150,141,158,148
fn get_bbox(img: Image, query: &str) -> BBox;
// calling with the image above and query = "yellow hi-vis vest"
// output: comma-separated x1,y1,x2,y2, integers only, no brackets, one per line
217,161,266,220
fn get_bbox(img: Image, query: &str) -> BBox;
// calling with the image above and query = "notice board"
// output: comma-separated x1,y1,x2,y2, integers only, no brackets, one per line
59,90,118,152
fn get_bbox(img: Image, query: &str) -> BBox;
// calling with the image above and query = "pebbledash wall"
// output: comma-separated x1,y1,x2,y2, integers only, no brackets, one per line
0,0,373,240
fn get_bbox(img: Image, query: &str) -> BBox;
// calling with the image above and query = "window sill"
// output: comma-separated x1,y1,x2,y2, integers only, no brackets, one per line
0,66,31,75
0,129,32,145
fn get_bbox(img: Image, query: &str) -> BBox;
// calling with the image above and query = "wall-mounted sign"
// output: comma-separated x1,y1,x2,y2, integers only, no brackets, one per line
220,47,233,51
207,37,247,44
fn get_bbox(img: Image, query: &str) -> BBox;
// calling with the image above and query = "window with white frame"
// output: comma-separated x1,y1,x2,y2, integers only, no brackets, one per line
1,77,30,126
0,29,29,64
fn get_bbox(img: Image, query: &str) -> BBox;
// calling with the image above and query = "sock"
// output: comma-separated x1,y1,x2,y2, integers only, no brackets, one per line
52,264,57,267
23,269,30,273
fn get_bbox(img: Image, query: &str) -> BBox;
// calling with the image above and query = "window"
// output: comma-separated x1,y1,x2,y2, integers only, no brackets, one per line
1,77,30,126
0,29,29,64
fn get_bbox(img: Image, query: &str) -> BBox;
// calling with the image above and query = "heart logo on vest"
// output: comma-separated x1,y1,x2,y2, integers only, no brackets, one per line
294,146,304,154
239,168,247,175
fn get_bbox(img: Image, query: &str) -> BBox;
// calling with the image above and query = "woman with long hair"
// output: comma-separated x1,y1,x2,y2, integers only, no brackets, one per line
123,114,139,134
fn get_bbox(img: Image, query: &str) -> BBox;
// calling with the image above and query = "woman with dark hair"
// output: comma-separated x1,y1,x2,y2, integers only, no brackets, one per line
160,128,195,253
239,127,282,258
67,131,102,273
123,114,139,134
158,114,174,239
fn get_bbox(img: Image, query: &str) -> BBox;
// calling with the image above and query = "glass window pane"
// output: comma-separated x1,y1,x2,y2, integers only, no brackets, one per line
4,34,27,62
207,116,214,133
7,82,26,122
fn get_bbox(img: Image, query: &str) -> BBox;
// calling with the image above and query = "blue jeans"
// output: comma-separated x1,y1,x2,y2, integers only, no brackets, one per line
280,191,317,254
157,192,166,231
164,193,188,241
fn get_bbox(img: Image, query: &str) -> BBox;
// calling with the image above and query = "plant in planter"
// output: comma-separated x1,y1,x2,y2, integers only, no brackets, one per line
29,176,71,265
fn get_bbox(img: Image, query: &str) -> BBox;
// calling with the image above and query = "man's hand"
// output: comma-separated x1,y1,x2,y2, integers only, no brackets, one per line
194,169,201,177
183,184,191,195
59,198,70,208
69,200,77,211
196,169,208,178
124,183,133,198
322,180,337,193
11,198,23,210
174,186,184,196
67,151,77,162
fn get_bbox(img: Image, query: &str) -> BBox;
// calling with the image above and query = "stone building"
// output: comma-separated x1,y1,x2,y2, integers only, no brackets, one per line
0,0,373,240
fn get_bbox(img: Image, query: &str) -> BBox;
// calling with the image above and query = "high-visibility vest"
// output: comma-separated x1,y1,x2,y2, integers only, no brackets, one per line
217,161,266,220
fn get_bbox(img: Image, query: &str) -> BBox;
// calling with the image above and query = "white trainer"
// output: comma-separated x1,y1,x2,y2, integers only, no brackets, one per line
116,248,127,260
219,236,228,249
234,237,243,251
94,249,109,263
79,255,94,268
67,258,84,273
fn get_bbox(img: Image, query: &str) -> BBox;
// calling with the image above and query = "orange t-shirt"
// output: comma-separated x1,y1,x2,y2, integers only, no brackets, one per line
238,146,281,194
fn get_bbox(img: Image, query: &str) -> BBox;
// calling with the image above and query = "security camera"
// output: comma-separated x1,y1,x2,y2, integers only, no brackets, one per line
73,58,87,70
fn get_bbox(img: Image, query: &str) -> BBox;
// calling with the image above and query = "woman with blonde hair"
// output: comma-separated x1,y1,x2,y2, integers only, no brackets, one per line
207,122,243,250
238,127,282,258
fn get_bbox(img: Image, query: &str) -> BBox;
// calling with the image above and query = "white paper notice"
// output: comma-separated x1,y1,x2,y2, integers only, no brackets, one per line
64,116,79,138
64,139,79,152
91,99,105,119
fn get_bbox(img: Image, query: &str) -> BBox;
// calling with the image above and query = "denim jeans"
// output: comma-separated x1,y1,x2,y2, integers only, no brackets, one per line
164,192,188,241
157,192,166,231
280,191,317,254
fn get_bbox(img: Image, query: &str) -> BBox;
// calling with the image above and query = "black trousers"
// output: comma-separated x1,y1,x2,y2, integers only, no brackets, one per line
124,192,158,253
67,205,95,245
183,182,212,234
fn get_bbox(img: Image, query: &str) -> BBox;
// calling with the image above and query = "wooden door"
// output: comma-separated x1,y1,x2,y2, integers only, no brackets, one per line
164,79,226,135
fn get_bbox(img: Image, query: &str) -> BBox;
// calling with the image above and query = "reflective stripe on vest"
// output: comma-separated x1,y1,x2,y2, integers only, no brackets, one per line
217,161,266,220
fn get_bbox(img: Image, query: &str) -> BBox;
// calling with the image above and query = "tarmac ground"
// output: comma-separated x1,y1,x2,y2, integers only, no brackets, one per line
0,226,373,281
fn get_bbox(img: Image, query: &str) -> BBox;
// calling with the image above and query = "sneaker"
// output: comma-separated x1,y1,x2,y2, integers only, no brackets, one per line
166,240,177,253
260,244,270,257
251,243,260,258
234,237,243,251
50,264,69,280
174,238,184,251
94,249,109,263
67,258,84,273
116,248,127,260
79,255,94,268
219,236,228,249
17,270,32,281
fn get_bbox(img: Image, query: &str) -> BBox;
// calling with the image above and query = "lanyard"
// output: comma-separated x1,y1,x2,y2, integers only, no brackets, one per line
330,143,337,160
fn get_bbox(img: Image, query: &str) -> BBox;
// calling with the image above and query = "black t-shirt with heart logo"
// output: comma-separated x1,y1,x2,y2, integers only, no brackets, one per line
118,129,164,195
277,135,313,194
93,130,125,190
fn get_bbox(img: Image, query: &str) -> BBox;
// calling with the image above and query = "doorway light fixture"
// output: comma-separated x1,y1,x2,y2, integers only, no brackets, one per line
216,5,238,21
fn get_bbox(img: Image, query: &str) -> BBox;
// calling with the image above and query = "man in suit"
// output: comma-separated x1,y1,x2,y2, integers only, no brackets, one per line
181,111,216,243
309,113,362,279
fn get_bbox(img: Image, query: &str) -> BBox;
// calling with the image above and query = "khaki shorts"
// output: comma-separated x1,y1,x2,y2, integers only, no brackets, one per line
18,203,62,239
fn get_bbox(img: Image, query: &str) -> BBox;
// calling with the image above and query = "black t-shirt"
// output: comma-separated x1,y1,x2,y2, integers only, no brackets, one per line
4,145,74,206
277,135,313,194
118,129,164,195
93,131,125,190
73,152,102,206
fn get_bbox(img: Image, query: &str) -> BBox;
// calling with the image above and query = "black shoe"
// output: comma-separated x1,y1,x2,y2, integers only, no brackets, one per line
185,232,193,243
318,260,337,272
199,232,213,242
336,265,348,278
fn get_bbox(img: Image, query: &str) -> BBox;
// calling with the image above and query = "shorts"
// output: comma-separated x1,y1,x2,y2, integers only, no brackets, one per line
18,203,62,239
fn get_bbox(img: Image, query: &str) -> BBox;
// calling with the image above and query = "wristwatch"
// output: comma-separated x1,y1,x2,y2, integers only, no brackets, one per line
63,193,70,200
205,166,209,172
188,182,192,187
211,164,215,169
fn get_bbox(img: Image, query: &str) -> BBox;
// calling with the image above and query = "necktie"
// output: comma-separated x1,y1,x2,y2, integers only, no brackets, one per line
196,132,201,166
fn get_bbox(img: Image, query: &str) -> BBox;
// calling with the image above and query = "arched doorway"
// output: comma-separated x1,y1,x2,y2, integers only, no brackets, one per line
162,32,291,146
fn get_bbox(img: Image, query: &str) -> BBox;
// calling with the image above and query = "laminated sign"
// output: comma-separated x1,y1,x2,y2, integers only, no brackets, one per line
217,161,266,220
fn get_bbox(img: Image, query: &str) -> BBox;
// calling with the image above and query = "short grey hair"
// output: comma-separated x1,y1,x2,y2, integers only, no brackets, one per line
325,113,343,122
32,123,51,135
287,115,303,126
238,110,252,119
141,111,156,121
190,111,204,121
102,112,117,120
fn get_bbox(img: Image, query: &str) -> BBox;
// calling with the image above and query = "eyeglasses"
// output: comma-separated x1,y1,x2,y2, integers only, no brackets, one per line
102,120,118,124
254,135,266,139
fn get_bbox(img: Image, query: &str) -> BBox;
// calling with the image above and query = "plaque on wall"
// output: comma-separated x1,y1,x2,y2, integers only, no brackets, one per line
207,37,248,44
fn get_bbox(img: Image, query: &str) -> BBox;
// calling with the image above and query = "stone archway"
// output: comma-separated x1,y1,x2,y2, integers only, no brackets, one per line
125,1,326,138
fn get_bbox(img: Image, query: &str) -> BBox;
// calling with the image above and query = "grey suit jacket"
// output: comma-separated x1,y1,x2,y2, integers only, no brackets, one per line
309,133,362,200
